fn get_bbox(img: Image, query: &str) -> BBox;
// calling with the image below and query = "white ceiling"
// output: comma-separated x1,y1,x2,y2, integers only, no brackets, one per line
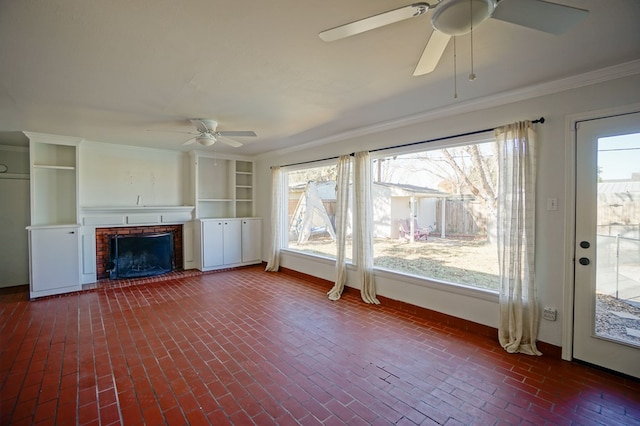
0,0,638,155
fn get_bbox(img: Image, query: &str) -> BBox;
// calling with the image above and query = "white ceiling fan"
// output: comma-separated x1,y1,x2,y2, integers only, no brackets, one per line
179,119,257,147
319,0,589,76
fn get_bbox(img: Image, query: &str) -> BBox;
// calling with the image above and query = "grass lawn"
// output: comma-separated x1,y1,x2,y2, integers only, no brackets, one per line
289,236,500,291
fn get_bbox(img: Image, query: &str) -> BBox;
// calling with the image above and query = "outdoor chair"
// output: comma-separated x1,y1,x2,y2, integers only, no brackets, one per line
399,219,429,241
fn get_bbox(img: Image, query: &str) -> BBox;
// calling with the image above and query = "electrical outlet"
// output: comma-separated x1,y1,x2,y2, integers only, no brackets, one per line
543,307,557,321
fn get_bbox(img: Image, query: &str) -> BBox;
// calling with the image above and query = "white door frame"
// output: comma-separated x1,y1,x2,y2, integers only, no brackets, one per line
562,102,640,361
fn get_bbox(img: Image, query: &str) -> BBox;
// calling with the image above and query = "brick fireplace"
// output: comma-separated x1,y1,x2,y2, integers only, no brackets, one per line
95,225,183,280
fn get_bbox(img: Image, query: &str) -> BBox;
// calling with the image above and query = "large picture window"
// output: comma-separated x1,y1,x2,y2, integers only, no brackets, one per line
286,163,352,260
282,137,500,292
371,139,499,291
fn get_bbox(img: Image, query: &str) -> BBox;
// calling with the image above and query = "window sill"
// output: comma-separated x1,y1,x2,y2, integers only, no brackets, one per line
373,266,499,303
281,249,337,265
280,249,499,303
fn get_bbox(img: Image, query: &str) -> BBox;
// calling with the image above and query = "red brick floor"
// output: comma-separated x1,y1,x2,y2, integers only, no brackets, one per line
1,265,639,425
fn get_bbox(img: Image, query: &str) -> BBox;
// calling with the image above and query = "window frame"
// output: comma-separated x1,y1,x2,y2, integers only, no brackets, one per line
282,159,350,261
276,131,500,297
369,132,499,293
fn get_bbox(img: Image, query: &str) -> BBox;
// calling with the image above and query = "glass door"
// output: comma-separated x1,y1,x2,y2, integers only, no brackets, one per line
573,111,640,378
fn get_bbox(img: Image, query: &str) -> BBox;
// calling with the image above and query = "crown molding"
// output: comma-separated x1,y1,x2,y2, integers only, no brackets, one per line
261,59,640,160
23,131,85,146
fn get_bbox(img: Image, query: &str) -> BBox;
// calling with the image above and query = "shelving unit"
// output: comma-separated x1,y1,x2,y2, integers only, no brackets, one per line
195,156,232,218
235,160,253,218
190,153,261,270
192,154,255,219
23,132,83,298
26,134,80,226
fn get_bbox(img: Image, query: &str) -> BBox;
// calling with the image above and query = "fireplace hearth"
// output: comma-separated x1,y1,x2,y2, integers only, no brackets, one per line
108,232,174,279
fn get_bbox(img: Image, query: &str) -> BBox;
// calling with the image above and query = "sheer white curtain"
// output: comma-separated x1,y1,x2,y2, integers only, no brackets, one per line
495,121,541,355
265,166,283,272
328,155,352,301
354,151,379,304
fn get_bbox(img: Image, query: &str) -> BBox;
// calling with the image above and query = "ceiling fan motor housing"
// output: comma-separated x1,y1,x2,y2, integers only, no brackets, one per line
432,0,497,36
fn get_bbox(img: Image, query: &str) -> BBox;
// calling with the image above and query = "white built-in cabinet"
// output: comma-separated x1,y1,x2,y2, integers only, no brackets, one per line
191,152,262,270
201,220,224,268
223,220,243,265
28,225,80,298
196,218,262,271
241,218,262,263
24,132,82,298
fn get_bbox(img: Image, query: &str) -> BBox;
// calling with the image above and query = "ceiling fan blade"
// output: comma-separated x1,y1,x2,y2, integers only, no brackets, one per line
491,0,588,35
413,30,451,76
319,3,430,42
217,136,243,148
217,131,257,137
147,129,197,135
182,138,196,146
218,136,242,148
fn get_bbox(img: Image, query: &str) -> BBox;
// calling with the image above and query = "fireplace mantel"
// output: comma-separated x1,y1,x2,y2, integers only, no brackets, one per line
81,205,194,226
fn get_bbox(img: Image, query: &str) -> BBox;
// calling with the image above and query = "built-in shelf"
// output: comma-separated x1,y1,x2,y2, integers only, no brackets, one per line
25,133,81,227
192,154,255,219
23,132,83,299
32,164,76,170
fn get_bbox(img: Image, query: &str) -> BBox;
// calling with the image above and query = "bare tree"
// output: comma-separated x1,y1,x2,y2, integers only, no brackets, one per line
440,146,497,213
288,165,337,187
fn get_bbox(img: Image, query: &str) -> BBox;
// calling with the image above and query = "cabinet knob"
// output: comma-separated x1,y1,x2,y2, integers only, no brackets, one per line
69,231,75,234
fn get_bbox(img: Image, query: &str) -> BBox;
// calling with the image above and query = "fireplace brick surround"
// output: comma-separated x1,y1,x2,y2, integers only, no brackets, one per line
95,225,183,280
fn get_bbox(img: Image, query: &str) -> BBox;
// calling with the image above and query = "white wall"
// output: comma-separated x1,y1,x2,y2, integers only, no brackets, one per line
79,141,189,207
0,145,30,287
255,72,640,349
418,198,437,230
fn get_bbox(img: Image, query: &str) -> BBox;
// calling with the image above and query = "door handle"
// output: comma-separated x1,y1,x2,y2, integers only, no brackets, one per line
579,257,590,265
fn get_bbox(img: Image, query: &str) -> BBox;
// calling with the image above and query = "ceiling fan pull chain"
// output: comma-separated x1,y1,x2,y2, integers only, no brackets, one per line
453,36,458,99
469,0,476,81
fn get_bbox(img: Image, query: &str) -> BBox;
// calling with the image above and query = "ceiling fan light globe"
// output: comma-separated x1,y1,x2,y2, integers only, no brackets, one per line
196,134,216,146
432,0,496,36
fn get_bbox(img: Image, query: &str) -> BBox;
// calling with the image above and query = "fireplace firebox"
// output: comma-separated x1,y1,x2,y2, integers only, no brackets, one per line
108,232,174,279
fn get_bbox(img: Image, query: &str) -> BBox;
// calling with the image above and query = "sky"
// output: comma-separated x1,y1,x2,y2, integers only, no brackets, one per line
598,132,640,181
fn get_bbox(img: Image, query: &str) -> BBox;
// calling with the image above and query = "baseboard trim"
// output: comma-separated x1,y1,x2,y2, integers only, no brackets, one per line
278,266,562,360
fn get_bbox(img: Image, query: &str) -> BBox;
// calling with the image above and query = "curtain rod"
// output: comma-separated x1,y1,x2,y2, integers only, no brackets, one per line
370,117,545,153
273,117,544,169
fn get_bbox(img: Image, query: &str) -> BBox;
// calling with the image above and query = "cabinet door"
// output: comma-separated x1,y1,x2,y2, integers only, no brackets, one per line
30,227,79,293
242,219,262,263
202,221,224,268
223,220,242,265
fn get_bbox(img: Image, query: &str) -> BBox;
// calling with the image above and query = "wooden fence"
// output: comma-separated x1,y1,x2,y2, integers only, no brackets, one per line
435,199,488,237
